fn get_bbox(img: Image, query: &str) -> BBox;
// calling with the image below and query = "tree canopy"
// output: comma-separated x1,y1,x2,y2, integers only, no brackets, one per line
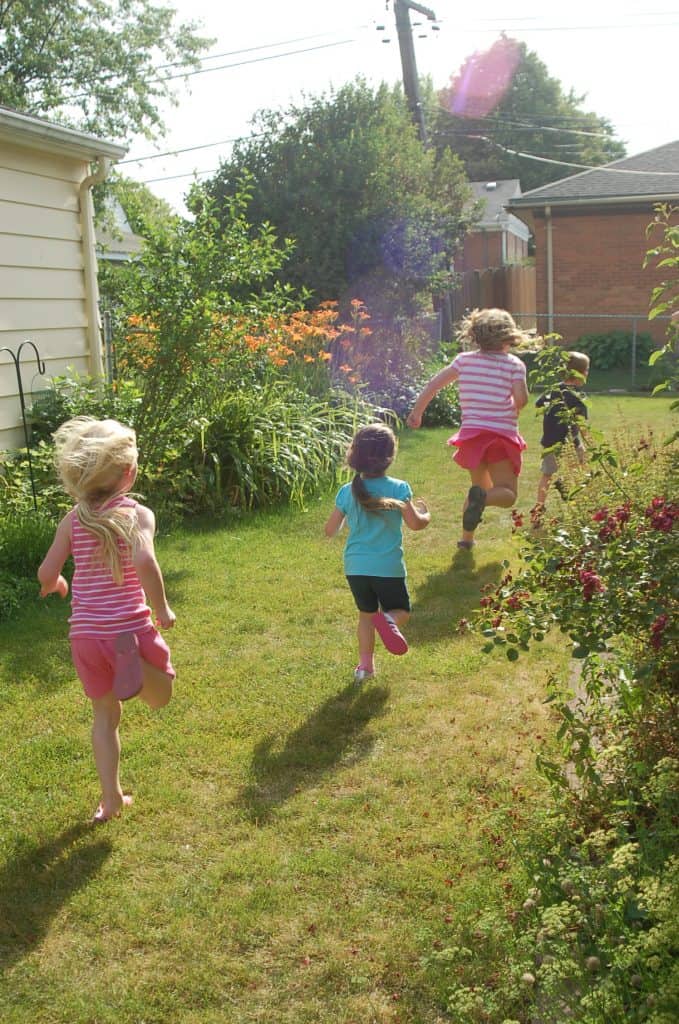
433,36,625,191
204,79,474,316
0,0,211,140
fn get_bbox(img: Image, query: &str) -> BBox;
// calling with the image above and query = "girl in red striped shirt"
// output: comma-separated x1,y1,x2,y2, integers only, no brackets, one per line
38,417,176,822
407,309,529,549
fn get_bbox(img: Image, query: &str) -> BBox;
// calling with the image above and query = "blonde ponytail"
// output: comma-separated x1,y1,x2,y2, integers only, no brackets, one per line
53,417,143,584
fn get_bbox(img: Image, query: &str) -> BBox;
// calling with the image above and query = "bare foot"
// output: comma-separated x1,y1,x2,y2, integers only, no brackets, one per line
92,793,133,824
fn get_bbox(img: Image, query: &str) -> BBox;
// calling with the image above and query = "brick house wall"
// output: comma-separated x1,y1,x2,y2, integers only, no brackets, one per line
509,141,679,347
531,205,672,344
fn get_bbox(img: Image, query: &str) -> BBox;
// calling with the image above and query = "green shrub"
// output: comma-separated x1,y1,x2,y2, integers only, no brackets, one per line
573,330,656,371
28,374,143,444
443,423,678,1022
363,372,460,426
0,514,56,623
142,383,376,518
0,441,67,519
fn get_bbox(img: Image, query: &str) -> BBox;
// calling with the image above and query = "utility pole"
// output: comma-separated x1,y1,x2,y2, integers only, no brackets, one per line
393,0,437,144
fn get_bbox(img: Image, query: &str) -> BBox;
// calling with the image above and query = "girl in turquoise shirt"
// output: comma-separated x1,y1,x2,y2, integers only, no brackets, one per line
325,423,430,683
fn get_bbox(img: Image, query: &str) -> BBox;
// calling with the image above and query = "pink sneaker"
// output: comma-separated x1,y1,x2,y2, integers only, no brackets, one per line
372,611,408,655
113,631,143,701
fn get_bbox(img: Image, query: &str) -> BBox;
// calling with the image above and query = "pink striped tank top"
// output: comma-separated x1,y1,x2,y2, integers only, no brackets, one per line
450,349,527,438
69,495,152,639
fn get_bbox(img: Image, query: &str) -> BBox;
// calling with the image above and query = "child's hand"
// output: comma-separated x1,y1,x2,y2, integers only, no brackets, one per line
406,410,422,429
156,605,176,629
40,575,69,599
414,498,429,514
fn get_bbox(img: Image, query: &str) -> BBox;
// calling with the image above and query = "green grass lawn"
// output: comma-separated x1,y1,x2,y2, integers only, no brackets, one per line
0,396,671,1024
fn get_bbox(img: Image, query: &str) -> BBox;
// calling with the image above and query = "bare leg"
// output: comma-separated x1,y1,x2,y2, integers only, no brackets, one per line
486,459,518,508
91,691,126,819
357,612,376,671
138,660,173,710
385,608,410,628
536,473,552,507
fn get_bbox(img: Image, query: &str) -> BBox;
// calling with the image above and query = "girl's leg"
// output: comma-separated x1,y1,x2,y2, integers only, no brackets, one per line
459,461,518,544
372,608,409,655
385,609,410,628
91,691,128,819
536,473,551,507
460,466,492,545
357,612,376,672
136,630,174,709
139,660,173,709
486,459,518,508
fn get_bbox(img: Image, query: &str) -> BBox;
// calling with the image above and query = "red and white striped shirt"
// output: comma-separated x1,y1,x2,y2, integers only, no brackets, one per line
451,350,526,438
68,496,152,639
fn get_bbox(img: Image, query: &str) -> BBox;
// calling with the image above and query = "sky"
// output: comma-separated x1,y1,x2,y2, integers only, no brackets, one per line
118,1,679,214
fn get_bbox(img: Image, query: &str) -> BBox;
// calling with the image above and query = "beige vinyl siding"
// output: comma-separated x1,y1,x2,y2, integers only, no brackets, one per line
0,142,91,450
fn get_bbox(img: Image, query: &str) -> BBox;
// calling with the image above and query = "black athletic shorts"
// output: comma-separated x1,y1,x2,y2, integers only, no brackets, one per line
346,575,411,614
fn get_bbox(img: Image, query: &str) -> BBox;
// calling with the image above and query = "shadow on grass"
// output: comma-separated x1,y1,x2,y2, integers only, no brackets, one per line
0,599,74,692
238,681,390,823
410,550,504,644
0,823,112,972
154,566,191,603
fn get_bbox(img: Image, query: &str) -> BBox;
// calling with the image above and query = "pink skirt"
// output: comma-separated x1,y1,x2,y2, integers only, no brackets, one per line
447,428,526,476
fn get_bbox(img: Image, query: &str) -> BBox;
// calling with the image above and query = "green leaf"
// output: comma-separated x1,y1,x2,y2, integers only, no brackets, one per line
506,647,519,661
649,347,668,365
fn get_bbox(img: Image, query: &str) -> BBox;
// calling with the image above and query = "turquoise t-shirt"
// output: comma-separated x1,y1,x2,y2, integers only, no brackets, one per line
335,475,413,578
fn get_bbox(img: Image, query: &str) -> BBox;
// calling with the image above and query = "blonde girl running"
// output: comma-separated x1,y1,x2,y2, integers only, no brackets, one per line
38,417,176,822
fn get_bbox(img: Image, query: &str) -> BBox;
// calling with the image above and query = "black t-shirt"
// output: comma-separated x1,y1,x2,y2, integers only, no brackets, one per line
536,384,588,448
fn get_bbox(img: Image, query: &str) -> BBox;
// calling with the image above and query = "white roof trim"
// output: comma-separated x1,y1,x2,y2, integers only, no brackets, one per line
0,107,126,162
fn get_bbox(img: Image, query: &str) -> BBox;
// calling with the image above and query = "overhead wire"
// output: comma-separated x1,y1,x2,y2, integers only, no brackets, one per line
60,25,367,105
456,135,679,175
153,37,357,84
154,25,371,71
115,12,676,185
119,134,264,165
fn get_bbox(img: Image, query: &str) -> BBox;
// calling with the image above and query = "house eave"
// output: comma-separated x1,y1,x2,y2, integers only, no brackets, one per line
0,107,127,163
508,193,679,211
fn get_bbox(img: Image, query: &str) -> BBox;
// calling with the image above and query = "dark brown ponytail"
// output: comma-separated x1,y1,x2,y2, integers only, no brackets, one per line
347,424,405,513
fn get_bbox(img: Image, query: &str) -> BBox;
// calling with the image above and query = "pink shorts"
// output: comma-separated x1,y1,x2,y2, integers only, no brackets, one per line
448,430,525,476
70,626,175,700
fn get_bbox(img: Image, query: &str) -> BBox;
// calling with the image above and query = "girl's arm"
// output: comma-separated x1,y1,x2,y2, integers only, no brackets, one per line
38,514,72,597
132,505,176,629
512,377,529,411
324,507,345,538
406,365,459,428
401,498,431,532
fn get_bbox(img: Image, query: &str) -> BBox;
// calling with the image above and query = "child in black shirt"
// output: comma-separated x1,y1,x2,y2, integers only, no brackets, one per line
535,351,590,508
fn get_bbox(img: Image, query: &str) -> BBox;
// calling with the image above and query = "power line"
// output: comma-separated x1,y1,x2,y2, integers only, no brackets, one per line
155,37,356,84
62,31,362,105
463,135,679,175
436,111,618,141
434,16,679,33
119,134,264,165
154,26,370,71
141,168,219,184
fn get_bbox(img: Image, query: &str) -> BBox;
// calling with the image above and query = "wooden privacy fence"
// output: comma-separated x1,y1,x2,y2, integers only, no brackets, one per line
451,264,536,328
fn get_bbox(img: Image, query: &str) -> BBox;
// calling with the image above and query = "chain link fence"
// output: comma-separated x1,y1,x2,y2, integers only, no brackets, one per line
510,312,675,392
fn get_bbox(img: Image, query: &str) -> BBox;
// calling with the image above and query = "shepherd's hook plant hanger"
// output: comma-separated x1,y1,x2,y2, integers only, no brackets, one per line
0,340,46,512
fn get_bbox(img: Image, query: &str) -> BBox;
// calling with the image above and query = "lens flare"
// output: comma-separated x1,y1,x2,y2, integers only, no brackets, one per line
446,36,522,119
